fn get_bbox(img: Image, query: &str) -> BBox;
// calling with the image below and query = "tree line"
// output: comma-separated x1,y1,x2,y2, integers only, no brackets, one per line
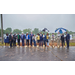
0,27,75,37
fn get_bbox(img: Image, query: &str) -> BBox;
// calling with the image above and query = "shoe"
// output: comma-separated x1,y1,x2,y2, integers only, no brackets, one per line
4,46,6,48
9,46,10,48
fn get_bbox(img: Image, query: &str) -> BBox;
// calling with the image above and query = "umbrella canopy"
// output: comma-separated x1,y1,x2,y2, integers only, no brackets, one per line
55,28,67,34
42,28,49,32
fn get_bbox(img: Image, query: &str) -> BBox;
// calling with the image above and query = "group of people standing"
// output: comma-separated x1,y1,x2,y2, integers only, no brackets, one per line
4,31,70,49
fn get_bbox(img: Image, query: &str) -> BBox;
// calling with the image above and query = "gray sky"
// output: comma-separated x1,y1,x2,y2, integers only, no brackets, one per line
0,14,75,33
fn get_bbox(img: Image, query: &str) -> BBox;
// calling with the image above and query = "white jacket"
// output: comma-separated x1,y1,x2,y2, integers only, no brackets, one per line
51,35,55,41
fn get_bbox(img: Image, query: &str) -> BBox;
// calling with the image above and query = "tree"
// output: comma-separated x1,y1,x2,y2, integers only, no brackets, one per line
0,29,5,36
32,28,39,35
23,28,32,34
6,28,12,32
13,29,22,34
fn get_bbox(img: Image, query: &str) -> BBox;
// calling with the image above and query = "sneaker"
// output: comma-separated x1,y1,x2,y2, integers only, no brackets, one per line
9,46,10,48
4,46,6,48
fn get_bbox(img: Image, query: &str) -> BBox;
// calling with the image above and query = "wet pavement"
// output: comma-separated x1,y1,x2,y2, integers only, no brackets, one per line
0,46,75,61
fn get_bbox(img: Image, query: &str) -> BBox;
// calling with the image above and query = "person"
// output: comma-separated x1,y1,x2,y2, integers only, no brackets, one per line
4,33,9,47
43,33,46,47
21,32,25,46
46,33,50,47
32,34,36,46
9,33,13,48
30,32,33,46
13,33,16,46
66,32,70,49
17,33,20,46
40,32,43,46
37,33,40,46
61,33,65,48
56,32,61,47
26,32,30,46
51,33,55,47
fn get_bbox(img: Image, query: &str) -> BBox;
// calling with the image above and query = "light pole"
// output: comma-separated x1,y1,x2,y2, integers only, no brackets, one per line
1,14,3,44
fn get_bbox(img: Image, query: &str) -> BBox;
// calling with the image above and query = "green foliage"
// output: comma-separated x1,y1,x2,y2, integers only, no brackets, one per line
32,28,40,35
0,29,5,36
13,29,22,34
23,28,32,34
6,28,12,32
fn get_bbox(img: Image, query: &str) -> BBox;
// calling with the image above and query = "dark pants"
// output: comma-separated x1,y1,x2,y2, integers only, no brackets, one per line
66,40,69,48
61,41,64,47
33,40,36,46
18,39,20,46
22,39,24,46
13,40,16,46
30,40,32,46
10,40,13,47
43,40,46,47
26,40,29,46
39,40,43,46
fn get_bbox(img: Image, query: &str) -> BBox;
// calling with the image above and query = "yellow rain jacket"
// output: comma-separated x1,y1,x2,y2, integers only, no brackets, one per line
37,35,40,40
46,35,49,39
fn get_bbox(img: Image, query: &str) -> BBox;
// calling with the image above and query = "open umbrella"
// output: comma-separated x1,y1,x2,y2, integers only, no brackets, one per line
55,28,67,34
42,28,49,32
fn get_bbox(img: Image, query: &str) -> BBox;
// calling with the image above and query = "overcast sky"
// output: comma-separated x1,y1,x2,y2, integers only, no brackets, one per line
0,14,75,33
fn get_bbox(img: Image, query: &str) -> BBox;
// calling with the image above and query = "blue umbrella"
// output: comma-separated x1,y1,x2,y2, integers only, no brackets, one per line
55,28,67,34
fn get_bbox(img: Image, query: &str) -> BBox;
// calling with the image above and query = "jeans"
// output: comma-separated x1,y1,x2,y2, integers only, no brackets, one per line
10,40,13,47
47,39,49,46
43,40,46,47
39,40,43,46
33,40,36,46
66,40,69,48
22,39,24,46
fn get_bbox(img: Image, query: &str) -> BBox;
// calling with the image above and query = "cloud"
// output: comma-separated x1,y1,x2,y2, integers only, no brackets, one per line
0,14,75,33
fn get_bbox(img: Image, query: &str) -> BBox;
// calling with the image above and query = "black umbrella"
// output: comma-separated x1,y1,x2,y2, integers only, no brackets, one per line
42,28,49,32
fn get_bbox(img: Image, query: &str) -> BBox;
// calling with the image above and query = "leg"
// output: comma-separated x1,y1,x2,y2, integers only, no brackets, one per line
15,40,16,46
66,41,68,48
62,41,63,47
27,40,28,46
5,43,6,46
19,39,20,46
13,41,15,46
22,40,24,46
28,40,29,46
67,41,69,48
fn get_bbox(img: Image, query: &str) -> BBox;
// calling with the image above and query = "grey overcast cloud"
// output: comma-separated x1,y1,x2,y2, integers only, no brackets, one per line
0,14,75,33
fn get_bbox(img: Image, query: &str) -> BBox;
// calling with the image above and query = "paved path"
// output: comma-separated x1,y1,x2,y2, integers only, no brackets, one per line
0,46,75,61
